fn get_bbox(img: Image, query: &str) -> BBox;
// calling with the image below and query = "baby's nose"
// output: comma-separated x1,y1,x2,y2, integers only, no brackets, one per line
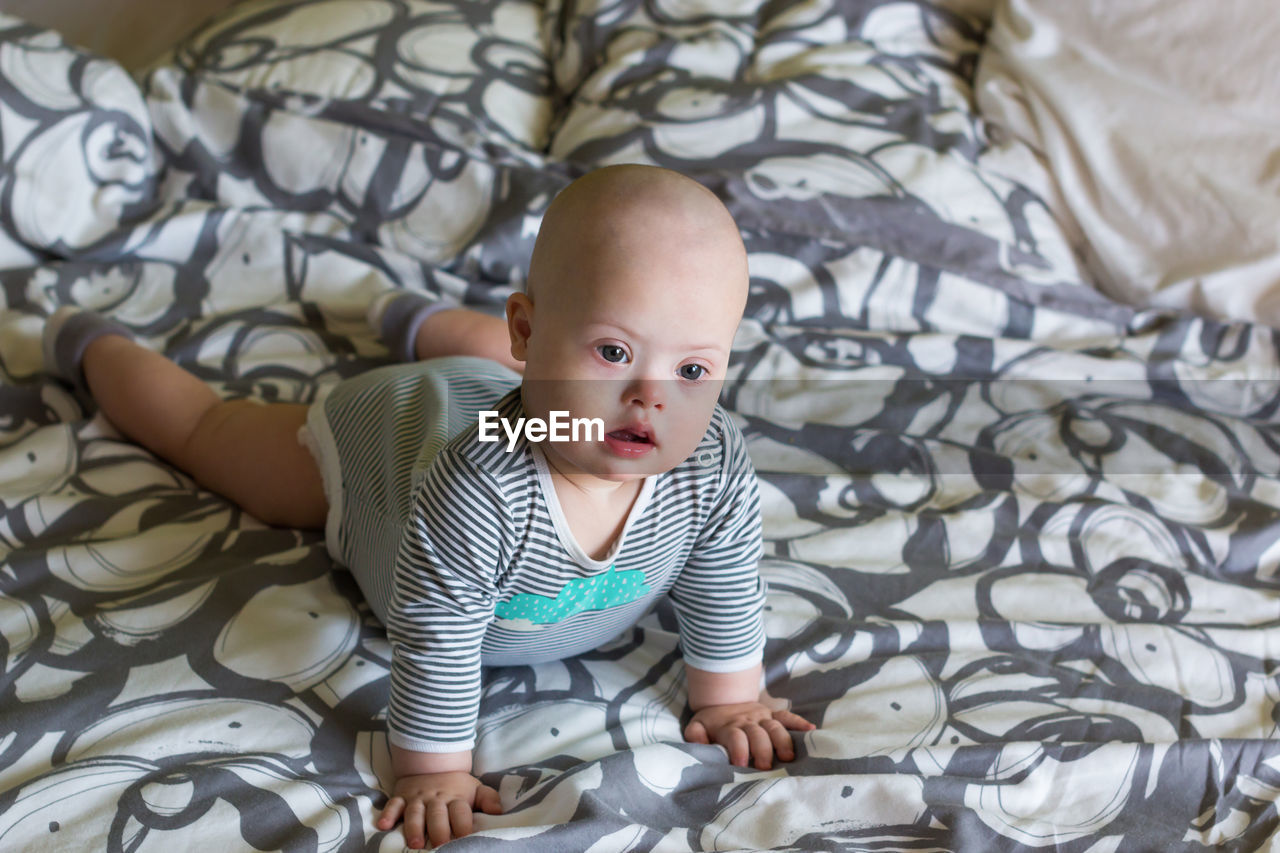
625,377,665,410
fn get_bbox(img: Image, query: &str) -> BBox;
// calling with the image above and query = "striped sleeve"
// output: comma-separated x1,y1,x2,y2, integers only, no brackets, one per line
384,447,507,753
667,416,767,673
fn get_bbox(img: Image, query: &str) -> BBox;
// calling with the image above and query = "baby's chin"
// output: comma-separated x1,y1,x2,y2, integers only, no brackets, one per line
592,470,648,483
543,444,685,481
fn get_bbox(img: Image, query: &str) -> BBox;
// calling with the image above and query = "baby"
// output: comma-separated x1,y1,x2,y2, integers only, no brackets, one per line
44,164,815,849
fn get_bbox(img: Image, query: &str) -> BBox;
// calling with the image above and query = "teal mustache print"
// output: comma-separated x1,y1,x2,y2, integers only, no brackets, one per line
495,565,651,624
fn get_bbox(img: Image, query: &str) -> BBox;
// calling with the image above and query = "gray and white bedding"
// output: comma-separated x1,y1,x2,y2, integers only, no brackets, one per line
1,0,1278,850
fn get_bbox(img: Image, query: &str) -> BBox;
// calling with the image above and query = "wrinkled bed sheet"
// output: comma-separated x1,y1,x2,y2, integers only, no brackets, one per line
1,1,1278,850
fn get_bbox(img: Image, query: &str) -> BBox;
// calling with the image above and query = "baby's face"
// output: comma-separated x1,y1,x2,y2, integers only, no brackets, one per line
508,172,748,485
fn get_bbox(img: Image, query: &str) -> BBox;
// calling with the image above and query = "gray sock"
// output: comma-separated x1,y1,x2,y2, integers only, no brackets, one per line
371,291,449,362
42,306,134,396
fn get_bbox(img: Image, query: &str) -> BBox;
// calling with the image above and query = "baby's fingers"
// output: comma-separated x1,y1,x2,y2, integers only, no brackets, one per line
712,725,751,766
425,799,453,849
683,720,710,745
405,800,429,849
448,798,474,839
763,718,796,762
772,709,817,731
477,784,504,816
744,724,776,770
376,796,405,830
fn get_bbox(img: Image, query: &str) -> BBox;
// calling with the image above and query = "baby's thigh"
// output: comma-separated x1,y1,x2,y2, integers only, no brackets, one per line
185,400,328,529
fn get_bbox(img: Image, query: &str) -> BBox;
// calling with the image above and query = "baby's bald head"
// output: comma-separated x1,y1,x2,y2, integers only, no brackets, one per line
524,165,748,318
505,166,749,479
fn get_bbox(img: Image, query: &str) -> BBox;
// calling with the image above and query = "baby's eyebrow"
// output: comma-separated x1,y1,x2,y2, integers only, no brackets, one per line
585,322,725,356
583,321,633,338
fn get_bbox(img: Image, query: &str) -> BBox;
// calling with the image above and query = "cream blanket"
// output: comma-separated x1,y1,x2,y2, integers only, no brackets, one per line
977,0,1280,326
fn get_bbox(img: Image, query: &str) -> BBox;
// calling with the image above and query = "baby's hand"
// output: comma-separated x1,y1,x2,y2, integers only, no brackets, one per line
683,702,816,771
377,770,502,849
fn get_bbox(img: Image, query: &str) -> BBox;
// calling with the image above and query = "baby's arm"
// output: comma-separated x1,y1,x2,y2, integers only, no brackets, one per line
683,664,815,770
380,454,511,848
673,418,814,768
376,747,501,849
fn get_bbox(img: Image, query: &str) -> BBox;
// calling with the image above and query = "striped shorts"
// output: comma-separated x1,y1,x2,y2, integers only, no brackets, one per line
299,356,520,622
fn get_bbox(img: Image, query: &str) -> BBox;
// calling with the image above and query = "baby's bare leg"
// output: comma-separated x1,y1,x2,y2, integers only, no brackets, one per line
82,335,327,529
370,291,521,372
414,308,522,373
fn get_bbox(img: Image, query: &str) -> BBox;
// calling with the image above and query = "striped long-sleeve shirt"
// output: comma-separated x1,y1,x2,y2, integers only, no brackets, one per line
306,358,766,754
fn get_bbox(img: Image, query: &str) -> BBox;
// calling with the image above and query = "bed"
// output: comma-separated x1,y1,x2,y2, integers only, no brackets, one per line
2,0,1278,850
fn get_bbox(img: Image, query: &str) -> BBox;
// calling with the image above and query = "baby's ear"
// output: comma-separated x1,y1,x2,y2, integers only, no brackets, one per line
505,293,534,360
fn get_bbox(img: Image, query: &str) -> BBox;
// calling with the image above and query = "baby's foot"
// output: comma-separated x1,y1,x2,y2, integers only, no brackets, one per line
366,290,447,363
42,306,134,395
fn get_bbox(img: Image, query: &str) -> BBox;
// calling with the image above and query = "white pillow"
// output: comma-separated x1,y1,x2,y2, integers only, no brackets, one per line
975,0,1280,326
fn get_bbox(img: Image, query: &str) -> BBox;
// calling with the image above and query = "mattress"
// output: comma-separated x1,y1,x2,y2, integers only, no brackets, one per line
1,1,1277,850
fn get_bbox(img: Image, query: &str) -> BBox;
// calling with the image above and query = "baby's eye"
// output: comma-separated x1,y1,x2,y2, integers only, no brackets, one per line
678,364,706,381
598,344,628,363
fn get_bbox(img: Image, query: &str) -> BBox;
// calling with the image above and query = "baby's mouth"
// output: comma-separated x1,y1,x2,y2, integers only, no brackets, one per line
606,428,652,444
